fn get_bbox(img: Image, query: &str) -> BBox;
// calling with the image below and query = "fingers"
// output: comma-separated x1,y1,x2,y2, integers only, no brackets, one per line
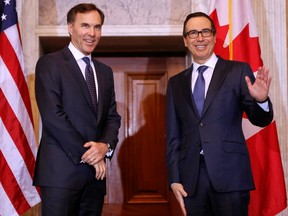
83,141,93,148
171,183,188,198
81,141,94,163
267,76,272,88
94,160,107,180
83,154,102,166
80,152,107,180
245,66,271,102
257,66,271,85
181,206,187,216
171,183,187,215
81,142,107,164
245,76,252,88
179,198,187,216
89,156,97,165
82,153,101,165
177,192,187,216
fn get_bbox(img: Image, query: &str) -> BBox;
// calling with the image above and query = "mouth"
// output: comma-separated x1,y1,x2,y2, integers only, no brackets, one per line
195,45,206,50
84,39,96,46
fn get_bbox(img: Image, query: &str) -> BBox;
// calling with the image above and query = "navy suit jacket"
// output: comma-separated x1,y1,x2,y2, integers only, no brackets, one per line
166,57,273,196
33,46,121,192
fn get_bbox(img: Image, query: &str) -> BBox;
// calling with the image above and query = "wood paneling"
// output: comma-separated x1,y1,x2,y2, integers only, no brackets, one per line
100,56,185,215
124,72,168,204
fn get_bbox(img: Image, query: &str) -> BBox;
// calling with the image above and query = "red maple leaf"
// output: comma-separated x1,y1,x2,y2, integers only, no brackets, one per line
210,10,263,71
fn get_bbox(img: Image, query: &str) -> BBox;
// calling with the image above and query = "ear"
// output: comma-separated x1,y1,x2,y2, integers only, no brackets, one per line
183,36,188,48
67,23,72,36
213,35,216,44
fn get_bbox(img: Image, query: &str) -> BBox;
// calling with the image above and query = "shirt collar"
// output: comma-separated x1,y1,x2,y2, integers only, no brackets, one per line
192,53,218,71
68,42,91,61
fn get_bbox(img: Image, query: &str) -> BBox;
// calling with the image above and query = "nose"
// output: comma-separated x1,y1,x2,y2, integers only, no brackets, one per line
196,33,204,40
88,27,96,36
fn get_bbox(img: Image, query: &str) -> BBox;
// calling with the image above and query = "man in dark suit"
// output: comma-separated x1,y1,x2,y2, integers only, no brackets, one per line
166,12,273,216
33,3,121,216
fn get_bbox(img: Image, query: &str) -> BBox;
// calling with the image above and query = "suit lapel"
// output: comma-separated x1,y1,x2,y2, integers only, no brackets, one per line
182,66,199,115
202,57,229,116
62,47,96,115
92,59,103,122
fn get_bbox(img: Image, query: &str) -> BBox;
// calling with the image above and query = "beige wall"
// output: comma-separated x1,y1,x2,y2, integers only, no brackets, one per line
18,0,287,215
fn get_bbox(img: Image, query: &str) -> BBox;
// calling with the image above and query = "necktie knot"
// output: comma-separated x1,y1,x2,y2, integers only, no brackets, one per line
197,65,208,74
82,57,91,66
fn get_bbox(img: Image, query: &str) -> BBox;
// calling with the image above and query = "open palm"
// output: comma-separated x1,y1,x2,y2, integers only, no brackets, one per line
245,66,271,102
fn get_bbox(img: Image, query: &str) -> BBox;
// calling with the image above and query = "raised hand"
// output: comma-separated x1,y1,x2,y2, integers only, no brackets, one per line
245,66,272,102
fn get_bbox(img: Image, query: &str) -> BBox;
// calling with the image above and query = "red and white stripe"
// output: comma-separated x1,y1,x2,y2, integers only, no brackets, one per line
0,23,41,215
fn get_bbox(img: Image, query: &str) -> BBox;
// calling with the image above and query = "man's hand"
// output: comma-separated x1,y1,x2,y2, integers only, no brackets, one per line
81,141,108,165
171,183,188,216
93,159,107,180
245,66,272,102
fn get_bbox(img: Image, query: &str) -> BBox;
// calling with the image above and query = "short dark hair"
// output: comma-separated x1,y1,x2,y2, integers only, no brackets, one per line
183,12,216,37
67,3,105,25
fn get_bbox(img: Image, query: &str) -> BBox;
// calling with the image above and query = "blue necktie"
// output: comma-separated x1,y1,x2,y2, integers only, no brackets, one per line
193,65,208,116
82,57,98,114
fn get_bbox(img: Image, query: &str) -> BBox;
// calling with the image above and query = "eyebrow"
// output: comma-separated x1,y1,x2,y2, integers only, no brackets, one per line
80,22,102,27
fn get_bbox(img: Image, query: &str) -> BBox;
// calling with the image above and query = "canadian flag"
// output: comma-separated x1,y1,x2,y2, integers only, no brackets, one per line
208,0,287,215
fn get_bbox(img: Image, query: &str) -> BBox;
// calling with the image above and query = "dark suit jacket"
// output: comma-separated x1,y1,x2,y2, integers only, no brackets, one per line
166,57,273,196
33,46,121,193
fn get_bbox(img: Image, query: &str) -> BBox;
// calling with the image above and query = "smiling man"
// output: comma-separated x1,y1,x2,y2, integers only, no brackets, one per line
166,12,273,216
33,3,121,216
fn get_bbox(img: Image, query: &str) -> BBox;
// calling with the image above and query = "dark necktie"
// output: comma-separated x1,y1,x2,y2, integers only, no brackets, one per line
193,65,208,116
82,57,98,114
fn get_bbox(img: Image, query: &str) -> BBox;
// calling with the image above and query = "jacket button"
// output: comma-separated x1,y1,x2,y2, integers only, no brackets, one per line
200,122,204,127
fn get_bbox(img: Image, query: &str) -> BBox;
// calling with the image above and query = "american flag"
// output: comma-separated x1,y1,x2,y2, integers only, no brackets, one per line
208,0,287,215
0,0,41,215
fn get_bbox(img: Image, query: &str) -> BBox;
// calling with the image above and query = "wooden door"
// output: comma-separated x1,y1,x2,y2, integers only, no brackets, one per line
97,56,186,216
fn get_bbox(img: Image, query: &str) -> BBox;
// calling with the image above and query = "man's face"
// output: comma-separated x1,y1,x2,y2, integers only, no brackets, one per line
68,11,102,55
183,16,216,64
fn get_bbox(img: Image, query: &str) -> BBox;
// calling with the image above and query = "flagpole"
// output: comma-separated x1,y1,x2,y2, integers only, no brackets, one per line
228,0,233,60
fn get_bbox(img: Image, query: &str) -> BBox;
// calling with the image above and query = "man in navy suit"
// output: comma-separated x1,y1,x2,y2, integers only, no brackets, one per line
33,3,121,216
166,12,273,216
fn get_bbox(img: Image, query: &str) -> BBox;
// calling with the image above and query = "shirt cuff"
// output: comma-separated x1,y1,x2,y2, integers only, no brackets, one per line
257,101,269,112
